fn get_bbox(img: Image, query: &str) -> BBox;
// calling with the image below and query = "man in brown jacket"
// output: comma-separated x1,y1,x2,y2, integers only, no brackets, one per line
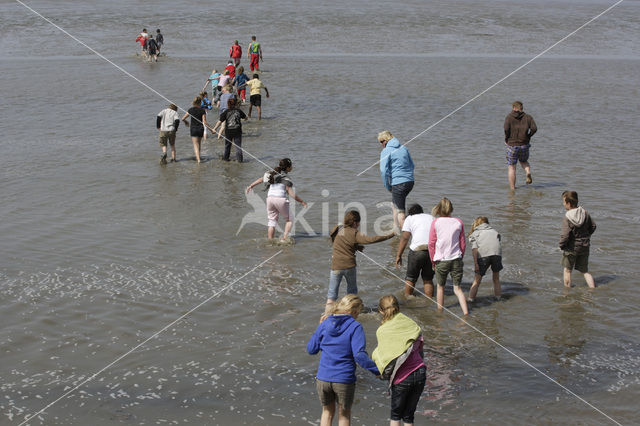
504,101,537,190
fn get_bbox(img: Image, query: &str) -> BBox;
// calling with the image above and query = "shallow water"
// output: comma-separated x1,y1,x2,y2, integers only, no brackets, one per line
1,0,640,424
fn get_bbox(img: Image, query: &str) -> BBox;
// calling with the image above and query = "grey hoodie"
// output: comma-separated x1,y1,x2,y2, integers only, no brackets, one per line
559,206,596,252
468,223,502,258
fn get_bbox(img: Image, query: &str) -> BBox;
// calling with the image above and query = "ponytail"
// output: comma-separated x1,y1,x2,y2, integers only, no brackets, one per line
378,295,399,323
268,158,292,184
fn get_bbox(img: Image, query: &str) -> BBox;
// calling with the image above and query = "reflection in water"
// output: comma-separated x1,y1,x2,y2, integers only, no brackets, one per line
545,296,588,384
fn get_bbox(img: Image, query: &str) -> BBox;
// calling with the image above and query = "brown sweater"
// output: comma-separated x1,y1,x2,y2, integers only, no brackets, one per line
504,110,537,146
330,226,393,270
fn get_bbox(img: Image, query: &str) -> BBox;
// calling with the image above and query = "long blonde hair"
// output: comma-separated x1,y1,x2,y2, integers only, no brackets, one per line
378,295,399,323
331,294,364,317
469,216,489,236
431,197,453,217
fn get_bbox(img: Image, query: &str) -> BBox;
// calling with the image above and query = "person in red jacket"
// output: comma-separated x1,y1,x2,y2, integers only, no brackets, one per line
229,40,242,66
224,60,236,79
135,29,149,58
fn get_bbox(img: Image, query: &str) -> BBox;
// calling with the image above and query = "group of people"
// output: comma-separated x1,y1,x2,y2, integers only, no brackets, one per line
135,28,164,62
154,45,596,422
300,104,596,424
154,37,270,164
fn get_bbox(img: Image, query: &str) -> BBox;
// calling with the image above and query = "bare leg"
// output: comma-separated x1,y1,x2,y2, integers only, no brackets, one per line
320,403,335,426
248,104,253,118
390,420,401,426
453,285,469,315
469,274,482,300
423,280,434,298
169,143,176,161
192,137,201,163
397,211,406,229
257,105,262,120
391,206,401,234
508,165,517,190
583,272,596,288
521,161,532,184
404,280,415,296
563,268,572,288
492,271,501,297
267,226,275,239
337,405,351,426
282,220,292,240
436,285,445,311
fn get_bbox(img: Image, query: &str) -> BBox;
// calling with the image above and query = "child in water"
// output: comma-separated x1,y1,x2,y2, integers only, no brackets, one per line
246,158,306,241
327,210,394,309
428,197,468,315
307,294,380,426
559,191,596,288
372,295,426,426
467,217,503,302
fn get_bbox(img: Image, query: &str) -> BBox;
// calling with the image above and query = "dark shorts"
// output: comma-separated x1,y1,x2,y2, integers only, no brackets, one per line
391,181,414,212
316,379,355,410
476,255,503,276
250,94,261,106
190,127,204,138
390,366,426,423
406,249,434,283
434,258,463,287
562,248,589,273
506,144,530,165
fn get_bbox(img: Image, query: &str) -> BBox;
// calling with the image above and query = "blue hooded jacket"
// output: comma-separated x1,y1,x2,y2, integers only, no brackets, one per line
379,137,415,191
307,314,379,383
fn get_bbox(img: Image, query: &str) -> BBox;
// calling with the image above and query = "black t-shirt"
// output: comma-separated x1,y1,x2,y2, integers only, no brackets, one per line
219,108,247,134
188,106,205,130
148,39,158,51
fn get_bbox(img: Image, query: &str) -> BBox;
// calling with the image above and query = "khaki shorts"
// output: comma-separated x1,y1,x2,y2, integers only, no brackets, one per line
562,249,589,273
158,130,176,146
316,379,355,410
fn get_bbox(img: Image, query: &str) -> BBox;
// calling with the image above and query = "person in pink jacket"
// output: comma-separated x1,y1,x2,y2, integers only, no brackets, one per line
428,198,469,315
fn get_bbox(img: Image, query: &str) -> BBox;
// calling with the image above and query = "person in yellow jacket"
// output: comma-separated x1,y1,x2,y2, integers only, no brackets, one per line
372,295,426,426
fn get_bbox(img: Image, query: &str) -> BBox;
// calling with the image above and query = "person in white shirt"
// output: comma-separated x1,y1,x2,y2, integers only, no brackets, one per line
156,103,180,163
395,204,435,297
245,158,307,241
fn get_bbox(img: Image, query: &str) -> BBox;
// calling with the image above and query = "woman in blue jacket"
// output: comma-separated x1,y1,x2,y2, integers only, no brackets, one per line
378,130,415,232
307,294,380,426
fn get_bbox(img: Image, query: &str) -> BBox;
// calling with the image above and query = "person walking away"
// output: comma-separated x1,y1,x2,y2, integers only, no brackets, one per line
200,92,213,140
212,85,234,138
326,210,395,310
378,130,415,232
307,294,380,426
504,101,537,190
395,204,435,298
205,69,221,99
233,66,249,104
156,103,180,164
135,29,149,57
224,60,236,79
218,98,247,162
428,198,469,315
372,295,426,426
181,96,208,163
217,69,231,91
229,40,242,66
246,74,269,120
155,29,164,53
248,35,263,71
559,191,596,288
467,216,503,302
245,158,307,241
146,35,158,62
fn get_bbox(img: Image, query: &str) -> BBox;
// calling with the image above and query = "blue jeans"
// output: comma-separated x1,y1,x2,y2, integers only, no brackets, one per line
327,267,357,300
